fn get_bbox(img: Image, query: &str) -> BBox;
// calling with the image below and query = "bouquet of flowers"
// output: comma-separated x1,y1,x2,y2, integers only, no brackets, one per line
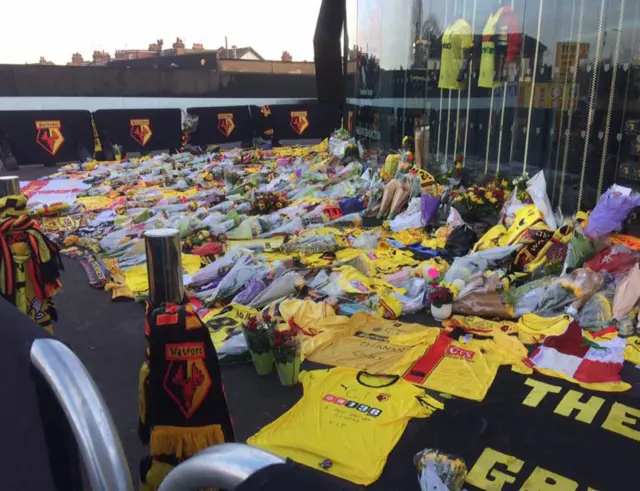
244,314,276,375
271,327,302,386
512,172,533,203
452,179,510,221
442,155,464,183
428,286,454,308
343,142,362,163
248,192,290,215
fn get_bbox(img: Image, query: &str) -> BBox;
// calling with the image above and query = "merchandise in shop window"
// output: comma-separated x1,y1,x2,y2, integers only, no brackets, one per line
438,2,473,90
478,3,521,89
439,16,474,90
247,367,443,485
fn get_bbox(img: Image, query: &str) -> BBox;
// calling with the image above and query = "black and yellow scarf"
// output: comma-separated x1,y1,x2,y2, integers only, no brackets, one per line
139,300,235,490
0,195,63,334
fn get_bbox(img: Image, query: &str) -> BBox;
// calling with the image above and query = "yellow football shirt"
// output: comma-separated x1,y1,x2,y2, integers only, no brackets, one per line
517,313,572,345
390,329,528,402
478,8,504,89
201,303,258,349
439,18,474,90
303,312,440,373
247,367,443,485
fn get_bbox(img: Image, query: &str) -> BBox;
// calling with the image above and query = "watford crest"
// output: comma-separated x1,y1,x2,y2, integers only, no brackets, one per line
290,111,310,136
130,119,153,146
163,342,213,419
217,113,236,138
260,105,272,117
35,120,65,156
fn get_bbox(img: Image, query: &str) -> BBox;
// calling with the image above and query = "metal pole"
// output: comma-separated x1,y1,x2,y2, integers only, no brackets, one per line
551,0,577,207
0,176,20,197
444,90,453,162
484,89,495,174
577,0,606,211
463,0,477,164
558,0,586,211
436,1,450,163
342,0,349,130
597,0,626,199
522,0,545,176
144,228,184,305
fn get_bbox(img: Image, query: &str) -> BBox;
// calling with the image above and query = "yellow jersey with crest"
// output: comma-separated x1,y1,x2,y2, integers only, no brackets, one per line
439,18,474,90
248,367,443,485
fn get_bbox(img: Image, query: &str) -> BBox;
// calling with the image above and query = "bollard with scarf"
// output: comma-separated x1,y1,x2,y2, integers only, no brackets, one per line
138,299,236,491
0,194,63,334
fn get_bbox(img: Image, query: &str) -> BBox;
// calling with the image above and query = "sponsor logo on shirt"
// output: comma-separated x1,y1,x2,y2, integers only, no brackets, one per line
323,394,383,417
446,345,476,360
442,42,452,50
481,45,495,55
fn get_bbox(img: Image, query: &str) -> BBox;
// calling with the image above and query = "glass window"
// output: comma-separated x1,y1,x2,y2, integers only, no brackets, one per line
350,0,640,214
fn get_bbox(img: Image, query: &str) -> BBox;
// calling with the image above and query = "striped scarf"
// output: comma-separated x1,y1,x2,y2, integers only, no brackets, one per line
0,195,63,305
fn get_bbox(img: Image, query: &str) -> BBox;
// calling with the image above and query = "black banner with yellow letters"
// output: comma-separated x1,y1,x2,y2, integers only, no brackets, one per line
93,109,181,154
416,368,640,491
0,110,93,166
187,106,254,147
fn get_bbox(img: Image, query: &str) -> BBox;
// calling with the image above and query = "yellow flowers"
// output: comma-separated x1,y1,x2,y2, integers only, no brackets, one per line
63,235,79,247
440,281,460,299
455,162,463,170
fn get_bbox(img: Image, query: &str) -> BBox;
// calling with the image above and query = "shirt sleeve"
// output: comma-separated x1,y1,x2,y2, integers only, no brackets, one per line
460,21,475,51
389,329,440,347
412,392,445,419
299,368,332,391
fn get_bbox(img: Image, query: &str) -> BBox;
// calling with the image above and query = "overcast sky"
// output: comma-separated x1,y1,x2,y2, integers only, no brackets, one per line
0,0,323,64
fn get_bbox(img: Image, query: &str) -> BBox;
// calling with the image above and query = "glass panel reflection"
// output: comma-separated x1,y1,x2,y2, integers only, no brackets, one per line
349,0,640,214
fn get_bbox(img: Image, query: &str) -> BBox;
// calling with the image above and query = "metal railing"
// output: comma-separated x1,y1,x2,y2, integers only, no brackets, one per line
31,337,286,490
158,444,285,491
30,338,134,491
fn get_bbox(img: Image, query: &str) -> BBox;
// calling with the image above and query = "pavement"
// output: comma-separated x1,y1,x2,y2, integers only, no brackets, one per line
5,164,429,490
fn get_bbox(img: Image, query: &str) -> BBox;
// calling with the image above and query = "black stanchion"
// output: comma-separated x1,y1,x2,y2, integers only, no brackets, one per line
250,105,275,142
93,109,181,154
187,106,254,147
0,110,94,166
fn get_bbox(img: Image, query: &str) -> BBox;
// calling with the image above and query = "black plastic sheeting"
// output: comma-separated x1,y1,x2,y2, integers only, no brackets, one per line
93,109,182,154
0,110,94,167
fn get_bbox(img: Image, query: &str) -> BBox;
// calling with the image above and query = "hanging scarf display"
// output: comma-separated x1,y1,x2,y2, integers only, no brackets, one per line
0,195,63,334
139,300,235,490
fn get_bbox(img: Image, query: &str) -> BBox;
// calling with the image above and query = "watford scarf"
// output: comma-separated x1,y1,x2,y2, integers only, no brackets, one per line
139,301,235,490
0,195,63,334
